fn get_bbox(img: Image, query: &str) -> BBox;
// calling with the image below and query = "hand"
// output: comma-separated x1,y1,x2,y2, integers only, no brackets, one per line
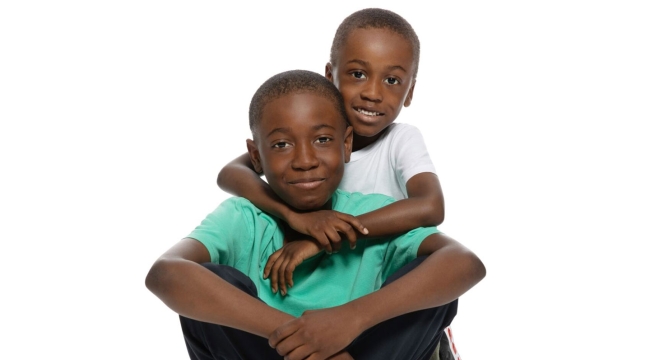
327,351,354,360
269,307,362,360
264,240,321,295
286,211,368,253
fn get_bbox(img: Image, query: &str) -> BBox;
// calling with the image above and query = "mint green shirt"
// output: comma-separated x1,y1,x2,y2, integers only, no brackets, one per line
187,189,439,317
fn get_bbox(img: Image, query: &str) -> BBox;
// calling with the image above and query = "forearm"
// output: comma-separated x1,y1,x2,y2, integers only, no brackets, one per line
146,257,293,337
217,155,294,221
357,197,442,238
344,238,485,332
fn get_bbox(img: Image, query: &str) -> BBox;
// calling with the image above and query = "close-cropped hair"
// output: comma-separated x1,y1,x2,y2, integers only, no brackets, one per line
249,70,348,137
330,8,421,78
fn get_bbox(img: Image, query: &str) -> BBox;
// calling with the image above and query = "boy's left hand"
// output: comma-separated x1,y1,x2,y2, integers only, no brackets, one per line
264,239,321,295
269,306,361,360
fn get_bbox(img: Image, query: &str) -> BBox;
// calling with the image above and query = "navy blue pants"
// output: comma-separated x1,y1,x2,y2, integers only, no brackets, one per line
180,257,457,360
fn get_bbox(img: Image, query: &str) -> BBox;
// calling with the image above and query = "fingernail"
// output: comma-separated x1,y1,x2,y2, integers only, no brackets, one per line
363,228,369,234
273,287,277,293
351,245,356,250
281,290,286,296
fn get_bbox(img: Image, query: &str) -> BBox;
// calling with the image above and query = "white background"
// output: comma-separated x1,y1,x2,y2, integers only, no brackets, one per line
1,1,648,359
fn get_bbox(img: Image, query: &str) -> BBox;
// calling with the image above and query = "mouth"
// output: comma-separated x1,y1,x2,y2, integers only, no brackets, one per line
288,178,326,190
353,107,384,117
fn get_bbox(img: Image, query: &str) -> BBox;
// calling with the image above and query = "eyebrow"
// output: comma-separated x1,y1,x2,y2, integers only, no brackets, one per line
346,59,408,73
266,124,337,138
266,127,291,138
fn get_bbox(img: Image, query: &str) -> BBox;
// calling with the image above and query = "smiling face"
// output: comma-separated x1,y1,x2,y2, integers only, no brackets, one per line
247,92,353,211
326,28,417,150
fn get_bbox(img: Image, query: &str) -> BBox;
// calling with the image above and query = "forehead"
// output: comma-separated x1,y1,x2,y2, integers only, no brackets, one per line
258,92,347,136
338,28,414,69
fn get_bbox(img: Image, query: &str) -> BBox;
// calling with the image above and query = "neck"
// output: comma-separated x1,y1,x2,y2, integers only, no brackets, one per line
352,129,386,152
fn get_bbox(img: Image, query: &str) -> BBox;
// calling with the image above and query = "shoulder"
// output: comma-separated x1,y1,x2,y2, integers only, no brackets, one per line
203,197,277,229
332,189,395,216
382,123,427,154
386,123,426,141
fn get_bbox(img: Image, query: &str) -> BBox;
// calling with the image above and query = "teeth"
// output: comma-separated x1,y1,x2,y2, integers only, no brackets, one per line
356,108,381,116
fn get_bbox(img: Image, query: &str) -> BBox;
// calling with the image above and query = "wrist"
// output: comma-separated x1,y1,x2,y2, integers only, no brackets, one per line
340,301,373,335
282,208,299,225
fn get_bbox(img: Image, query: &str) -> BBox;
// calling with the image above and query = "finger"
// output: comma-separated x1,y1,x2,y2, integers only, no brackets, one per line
265,250,283,279
314,233,333,254
337,213,368,235
285,259,299,289
336,221,357,250
270,253,285,294
276,332,309,358
283,345,313,360
278,256,291,296
269,321,300,348
324,228,342,252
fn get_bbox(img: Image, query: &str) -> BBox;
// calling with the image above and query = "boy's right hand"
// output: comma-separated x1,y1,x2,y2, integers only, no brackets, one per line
264,239,321,296
286,210,368,253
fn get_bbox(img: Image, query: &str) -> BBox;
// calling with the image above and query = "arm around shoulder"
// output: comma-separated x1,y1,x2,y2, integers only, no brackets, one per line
216,152,294,221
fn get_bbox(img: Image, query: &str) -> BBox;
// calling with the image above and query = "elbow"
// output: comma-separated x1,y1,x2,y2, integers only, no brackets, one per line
216,169,227,189
145,259,174,296
420,201,445,227
468,251,486,284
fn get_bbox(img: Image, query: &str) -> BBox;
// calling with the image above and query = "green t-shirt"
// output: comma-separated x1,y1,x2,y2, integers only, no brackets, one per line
187,189,439,317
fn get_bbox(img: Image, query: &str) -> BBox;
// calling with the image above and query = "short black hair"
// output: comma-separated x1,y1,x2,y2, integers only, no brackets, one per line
330,8,420,78
249,70,348,137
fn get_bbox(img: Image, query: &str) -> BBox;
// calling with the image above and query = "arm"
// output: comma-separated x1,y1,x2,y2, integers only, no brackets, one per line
356,172,444,237
145,238,293,338
217,153,367,252
269,233,485,359
266,174,444,294
217,153,295,222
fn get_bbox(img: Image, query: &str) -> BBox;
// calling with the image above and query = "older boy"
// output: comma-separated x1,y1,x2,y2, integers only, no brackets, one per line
145,70,485,360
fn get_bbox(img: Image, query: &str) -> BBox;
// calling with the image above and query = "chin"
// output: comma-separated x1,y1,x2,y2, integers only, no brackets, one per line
287,195,331,211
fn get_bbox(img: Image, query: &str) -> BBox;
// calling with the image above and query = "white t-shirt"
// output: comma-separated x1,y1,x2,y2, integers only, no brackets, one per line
339,123,436,200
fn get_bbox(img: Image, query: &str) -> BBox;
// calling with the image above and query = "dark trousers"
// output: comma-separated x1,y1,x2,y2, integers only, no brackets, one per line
180,257,458,360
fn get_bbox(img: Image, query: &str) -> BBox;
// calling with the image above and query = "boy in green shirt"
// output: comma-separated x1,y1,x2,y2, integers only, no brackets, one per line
146,70,485,360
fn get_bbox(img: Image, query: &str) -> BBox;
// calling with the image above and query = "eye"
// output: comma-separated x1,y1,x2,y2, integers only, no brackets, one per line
351,71,366,79
315,137,332,144
384,77,400,85
272,141,291,149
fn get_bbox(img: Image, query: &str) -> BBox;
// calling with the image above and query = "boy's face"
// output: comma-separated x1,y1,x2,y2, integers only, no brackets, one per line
326,28,416,140
247,93,353,211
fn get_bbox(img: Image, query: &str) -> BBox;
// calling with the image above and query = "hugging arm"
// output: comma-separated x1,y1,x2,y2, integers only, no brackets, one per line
268,233,485,360
266,173,445,294
145,238,293,338
355,172,444,237
217,153,367,253
217,153,294,224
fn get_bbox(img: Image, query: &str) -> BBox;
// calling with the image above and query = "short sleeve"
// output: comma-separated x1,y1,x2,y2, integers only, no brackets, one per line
390,125,437,189
381,226,440,282
186,198,253,265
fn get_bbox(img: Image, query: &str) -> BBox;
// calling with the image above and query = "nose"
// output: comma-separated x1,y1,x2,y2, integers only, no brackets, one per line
291,142,319,171
360,78,383,103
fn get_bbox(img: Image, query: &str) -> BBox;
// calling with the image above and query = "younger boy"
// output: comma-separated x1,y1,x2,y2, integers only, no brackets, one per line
146,70,485,360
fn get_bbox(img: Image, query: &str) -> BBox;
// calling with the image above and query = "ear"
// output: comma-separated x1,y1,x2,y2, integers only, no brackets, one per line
404,78,416,107
343,126,353,163
246,139,264,174
325,62,334,82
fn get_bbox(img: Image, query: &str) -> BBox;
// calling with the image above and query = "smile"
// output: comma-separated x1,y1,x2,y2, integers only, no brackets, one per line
354,107,384,116
288,178,326,190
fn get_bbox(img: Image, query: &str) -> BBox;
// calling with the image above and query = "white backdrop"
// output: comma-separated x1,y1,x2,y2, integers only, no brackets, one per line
1,1,648,359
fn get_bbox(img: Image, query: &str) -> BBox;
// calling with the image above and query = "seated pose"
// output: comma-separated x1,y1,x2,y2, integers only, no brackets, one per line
145,70,486,360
